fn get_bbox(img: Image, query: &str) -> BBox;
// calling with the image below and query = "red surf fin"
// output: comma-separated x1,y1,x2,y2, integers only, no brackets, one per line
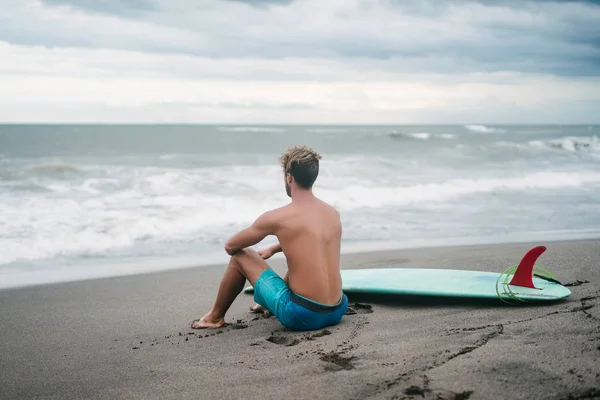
509,246,547,289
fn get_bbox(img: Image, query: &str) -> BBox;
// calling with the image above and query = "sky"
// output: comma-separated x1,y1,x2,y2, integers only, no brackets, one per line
1,0,599,124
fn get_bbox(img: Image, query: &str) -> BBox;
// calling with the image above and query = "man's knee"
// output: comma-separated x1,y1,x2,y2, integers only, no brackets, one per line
230,249,267,282
230,249,259,268
231,248,258,260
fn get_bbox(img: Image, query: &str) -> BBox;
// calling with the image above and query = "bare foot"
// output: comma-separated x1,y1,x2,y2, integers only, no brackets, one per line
250,303,265,313
191,312,225,329
250,303,272,317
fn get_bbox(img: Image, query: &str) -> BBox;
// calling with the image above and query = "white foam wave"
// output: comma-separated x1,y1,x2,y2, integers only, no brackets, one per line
1,155,599,266
24,162,81,178
495,136,600,154
465,125,505,134
0,163,289,265
318,171,600,209
388,131,456,140
529,136,600,152
409,132,432,140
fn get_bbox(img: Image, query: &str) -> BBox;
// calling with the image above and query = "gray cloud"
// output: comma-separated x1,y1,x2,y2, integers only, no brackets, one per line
1,0,599,77
40,0,156,16
223,0,295,8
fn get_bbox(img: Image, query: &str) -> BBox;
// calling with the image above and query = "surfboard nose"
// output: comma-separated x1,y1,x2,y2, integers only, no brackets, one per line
509,245,547,289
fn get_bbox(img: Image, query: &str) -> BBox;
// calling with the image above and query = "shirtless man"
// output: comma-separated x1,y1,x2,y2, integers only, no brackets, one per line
191,145,348,331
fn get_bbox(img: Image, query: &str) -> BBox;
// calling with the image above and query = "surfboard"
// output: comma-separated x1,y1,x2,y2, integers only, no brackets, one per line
243,246,571,302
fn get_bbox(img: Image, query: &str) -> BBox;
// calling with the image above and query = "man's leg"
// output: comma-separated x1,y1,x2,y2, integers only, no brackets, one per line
250,270,289,314
192,249,270,329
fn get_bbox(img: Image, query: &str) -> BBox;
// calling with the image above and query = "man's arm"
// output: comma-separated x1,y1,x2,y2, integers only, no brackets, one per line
268,243,282,255
224,211,277,256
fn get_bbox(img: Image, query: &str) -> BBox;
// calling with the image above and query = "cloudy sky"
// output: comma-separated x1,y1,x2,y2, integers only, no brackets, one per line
1,0,599,124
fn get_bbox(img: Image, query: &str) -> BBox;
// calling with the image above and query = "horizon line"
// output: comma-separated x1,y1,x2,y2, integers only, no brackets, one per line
1,122,599,126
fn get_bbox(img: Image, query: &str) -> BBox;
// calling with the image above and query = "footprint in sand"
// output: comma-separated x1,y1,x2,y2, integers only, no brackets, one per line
346,303,373,315
305,329,332,340
134,320,251,350
266,335,300,346
403,386,474,400
320,351,356,371
228,321,249,330
265,329,332,347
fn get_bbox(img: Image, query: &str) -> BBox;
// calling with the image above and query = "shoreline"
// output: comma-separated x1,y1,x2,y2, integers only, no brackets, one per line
2,231,600,292
1,238,598,399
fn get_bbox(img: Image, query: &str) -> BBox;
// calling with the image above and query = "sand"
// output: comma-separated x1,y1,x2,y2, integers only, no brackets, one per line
0,239,599,400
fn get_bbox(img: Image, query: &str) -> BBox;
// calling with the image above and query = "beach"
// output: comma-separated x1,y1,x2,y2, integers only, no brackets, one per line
1,238,598,400
2,0,600,397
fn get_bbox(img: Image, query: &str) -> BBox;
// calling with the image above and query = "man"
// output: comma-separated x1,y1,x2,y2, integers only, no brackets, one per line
191,145,348,331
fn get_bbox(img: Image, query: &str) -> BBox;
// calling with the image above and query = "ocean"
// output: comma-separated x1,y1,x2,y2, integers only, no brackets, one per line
1,124,599,289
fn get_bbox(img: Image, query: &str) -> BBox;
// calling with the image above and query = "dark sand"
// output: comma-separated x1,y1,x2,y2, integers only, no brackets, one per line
1,239,599,400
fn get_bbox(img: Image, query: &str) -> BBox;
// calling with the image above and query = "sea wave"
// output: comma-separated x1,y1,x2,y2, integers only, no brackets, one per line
24,162,82,179
387,131,456,140
2,124,600,287
320,170,600,209
2,160,598,265
496,136,600,153
465,125,505,134
529,136,599,152
0,163,286,265
0,161,82,182
159,154,179,160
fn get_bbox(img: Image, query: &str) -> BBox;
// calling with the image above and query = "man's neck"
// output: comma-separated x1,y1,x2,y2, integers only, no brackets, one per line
291,187,314,202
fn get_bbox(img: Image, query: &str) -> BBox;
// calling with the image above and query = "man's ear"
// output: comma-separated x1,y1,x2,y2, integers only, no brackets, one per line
286,173,293,185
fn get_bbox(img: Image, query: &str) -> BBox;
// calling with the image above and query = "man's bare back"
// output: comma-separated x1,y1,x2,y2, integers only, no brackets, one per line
270,198,342,305
192,145,348,331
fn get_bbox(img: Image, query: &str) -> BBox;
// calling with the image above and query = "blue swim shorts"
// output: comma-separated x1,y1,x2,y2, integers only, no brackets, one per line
253,269,348,331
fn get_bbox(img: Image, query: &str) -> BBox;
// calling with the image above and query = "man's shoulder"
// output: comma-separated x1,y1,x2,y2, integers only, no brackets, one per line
319,199,341,217
258,205,293,223
268,203,294,215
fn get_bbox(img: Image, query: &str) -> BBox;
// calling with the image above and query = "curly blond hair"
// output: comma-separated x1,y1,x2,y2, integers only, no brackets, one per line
279,145,322,188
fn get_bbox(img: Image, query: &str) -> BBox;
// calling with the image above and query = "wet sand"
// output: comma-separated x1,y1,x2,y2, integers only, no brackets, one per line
1,239,599,400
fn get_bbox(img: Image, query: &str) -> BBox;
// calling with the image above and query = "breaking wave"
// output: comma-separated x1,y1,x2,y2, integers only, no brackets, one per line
24,162,82,179
465,125,505,134
387,131,456,140
320,170,600,209
304,128,353,133
496,136,600,154
529,136,599,152
2,158,599,266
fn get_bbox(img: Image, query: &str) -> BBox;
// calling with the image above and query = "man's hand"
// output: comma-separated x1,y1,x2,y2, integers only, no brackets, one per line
257,243,282,260
257,248,274,260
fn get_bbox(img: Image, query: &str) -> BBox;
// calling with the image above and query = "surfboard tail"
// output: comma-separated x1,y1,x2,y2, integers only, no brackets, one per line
509,245,547,289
